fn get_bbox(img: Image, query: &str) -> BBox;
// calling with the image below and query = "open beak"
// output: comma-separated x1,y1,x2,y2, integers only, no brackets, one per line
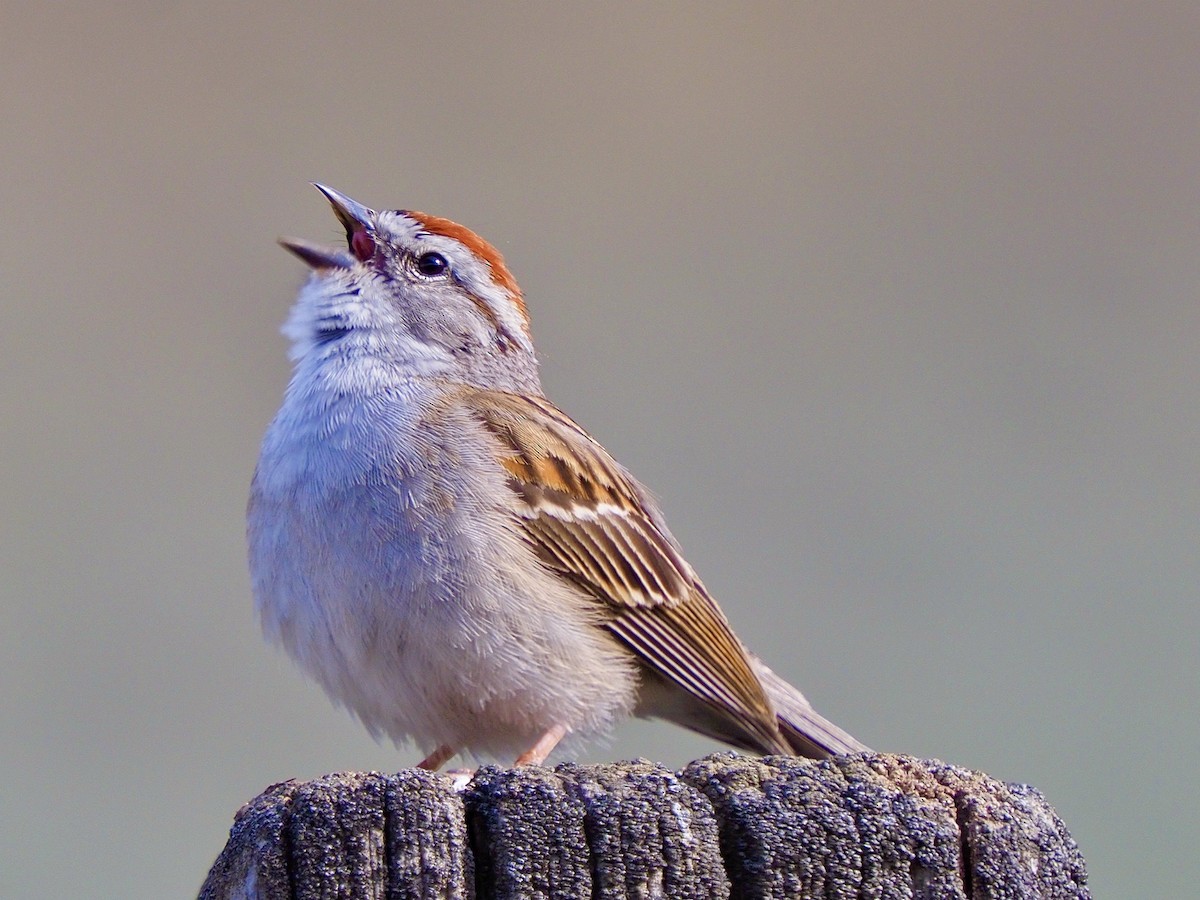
278,183,376,270
312,183,374,235
277,236,355,270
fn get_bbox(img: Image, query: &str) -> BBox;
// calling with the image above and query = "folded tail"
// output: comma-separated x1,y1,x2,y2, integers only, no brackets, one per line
751,656,872,758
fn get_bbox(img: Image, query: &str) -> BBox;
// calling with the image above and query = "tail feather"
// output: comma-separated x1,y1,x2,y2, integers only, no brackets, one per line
751,656,872,758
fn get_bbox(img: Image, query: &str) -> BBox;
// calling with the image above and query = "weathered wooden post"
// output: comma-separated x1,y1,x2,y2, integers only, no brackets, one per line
198,753,1088,899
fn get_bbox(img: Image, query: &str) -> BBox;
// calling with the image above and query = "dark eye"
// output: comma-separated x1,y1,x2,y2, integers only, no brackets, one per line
416,252,450,277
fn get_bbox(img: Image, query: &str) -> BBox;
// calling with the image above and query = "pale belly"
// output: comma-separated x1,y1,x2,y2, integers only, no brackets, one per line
247,385,639,761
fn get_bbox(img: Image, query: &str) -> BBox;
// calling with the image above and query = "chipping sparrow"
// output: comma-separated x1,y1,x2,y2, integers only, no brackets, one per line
248,184,869,769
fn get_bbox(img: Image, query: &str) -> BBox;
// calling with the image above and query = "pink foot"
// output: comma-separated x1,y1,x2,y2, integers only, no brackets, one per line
513,723,568,766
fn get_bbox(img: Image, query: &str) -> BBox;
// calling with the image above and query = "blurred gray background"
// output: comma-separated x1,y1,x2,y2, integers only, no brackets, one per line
3,3,1196,896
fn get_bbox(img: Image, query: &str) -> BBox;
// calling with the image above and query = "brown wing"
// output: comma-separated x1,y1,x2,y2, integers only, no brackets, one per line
457,386,788,753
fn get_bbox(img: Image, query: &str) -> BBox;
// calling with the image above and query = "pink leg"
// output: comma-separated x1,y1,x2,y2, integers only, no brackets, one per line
417,744,457,771
514,724,568,767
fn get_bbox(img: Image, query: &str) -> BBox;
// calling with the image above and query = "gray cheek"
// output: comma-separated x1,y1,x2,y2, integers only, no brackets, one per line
427,307,491,355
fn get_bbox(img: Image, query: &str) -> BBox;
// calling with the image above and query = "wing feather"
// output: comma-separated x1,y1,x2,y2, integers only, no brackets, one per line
457,385,788,753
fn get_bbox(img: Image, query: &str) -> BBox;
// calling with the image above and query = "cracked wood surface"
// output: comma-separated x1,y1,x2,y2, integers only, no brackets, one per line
198,753,1089,899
